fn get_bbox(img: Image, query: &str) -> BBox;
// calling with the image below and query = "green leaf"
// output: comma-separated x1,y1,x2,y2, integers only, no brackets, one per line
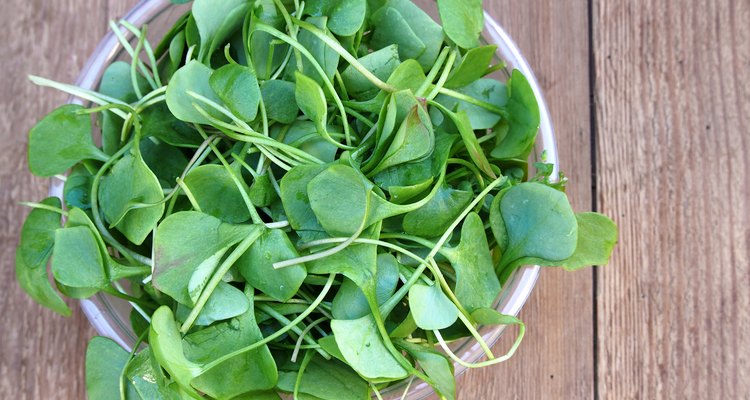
409,282,459,330
51,226,108,293
441,212,501,312
183,164,252,223
437,78,508,130
437,0,483,49
126,348,182,400
402,183,473,237
295,72,328,132
140,138,189,188
282,120,338,163
332,253,399,320
63,165,93,210
209,63,261,121
494,183,578,272
308,241,377,289
279,164,329,234
249,1,289,80
99,60,148,102
28,104,107,177
438,105,497,178
86,337,137,400
445,45,498,89
15,197,70,316
236,228,307,301
277,356,369,399
149,306,203,398
341,44,400,100
491,70,540,160
176,281,250,326
369,104,435,176
289,16,340,85
331,314,409,380
186,292,278,398
141,103,202,148
471,308,523,327
261,80,300,124
248,173,279,208
370,0,443,70
166,60,224,124
99,151,165,245
397,340,456,400
192,0,250,62
306,0,367,36
153,212,262,305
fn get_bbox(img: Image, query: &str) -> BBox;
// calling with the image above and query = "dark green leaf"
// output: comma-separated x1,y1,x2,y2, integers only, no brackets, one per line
261,80,299,124
445,45,498,89
15,197,70,316
192,0,250,62
277,356,368,399
402,183,473,237
332,253,399,319
86,337,137,400
51,226,108,293
491,70,540,160
341,44,400,100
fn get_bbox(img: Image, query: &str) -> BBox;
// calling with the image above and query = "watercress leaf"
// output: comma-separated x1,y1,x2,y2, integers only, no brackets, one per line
330,314,409,380
192,0,250,62
15,197,70,316
370,104,435,176
99,151,165,245
445,45,498,89
441,212,501,312
209,63,261,122
470,308,523,327
491,70,541,160
387,177,434,204
526,212,618,271
166,30,187,80
126,348,182,400
370,0,443,70
402,183,473,237
140,138,189,188
183,164,252,223
409,283,459,330
283,120,338,163
28,104,107,177
51,226,108,293
441,107,497,178
295,72,328,130
149,306,203,398
307,0,367,37
308,241,377,289
332,253,399,320
177,281,250,326
141,103,203,148
153,211,262,305
261,80,300,124
341,44,400,100
560,213,618,270
166,60,224,124
249,1,289,80
63,165,93,210
289,16,340,85
373,129,455,190
396,340,455,400
86,337,137,400
279,164,328,234
99,60,148,103
248,173,279,208
307,164,372,236
495,183,578,271
232,392,282,400
236,228,307,302
437,78,508,130
437,0,483,49
277,356,369,399
187,292,278,397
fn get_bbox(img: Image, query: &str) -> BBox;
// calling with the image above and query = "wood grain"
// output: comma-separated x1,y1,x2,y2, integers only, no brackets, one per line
460,1,596,399
0,1,106,399
594,0,750,398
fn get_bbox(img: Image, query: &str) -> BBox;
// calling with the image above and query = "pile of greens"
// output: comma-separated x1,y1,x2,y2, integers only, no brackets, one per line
16,0,617,398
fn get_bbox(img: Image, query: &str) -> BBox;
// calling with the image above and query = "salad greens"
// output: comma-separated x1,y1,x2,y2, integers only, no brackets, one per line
16,0,617,399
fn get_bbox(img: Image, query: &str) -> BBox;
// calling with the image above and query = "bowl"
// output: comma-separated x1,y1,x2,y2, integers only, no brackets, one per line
49,1,557,398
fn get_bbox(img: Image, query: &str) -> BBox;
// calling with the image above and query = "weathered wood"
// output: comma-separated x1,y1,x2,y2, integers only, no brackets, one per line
594,0,750,398
459,1,595,399
0,1,107,399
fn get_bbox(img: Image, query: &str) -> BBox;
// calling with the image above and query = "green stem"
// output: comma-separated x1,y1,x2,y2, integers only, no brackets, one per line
417,47,450,97
258,305,330,361
426,50,458,101
437,87,509,117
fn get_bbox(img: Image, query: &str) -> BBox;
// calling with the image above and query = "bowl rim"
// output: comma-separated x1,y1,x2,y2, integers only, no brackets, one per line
49,1,557,398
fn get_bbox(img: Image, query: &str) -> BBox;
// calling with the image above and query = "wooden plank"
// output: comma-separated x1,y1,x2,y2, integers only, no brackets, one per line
594,0,750,398
460,1,595,399
0,1,107,399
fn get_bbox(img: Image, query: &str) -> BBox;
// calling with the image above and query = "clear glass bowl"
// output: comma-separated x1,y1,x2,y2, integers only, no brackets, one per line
49,1,557,398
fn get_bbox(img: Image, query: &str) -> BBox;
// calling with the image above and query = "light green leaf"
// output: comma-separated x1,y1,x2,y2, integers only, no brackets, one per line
397,340,456,400
306,0,367,36
192,0,250,62
261,80,299,124
149,306,203,398
402,183,473,237
276,356,369,399
332,253,399,320
166,61,224,124
183,164,252,223
491,70,540,160
209,63,261,121
437,0,483,49
409,283,459,330
51,226,108,293
341,44,400,100
445,45,498,89
331,314,409,380
86,337,137,400
28,104,107,177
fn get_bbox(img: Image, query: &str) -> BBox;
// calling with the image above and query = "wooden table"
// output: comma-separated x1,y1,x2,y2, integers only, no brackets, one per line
1,1,747,398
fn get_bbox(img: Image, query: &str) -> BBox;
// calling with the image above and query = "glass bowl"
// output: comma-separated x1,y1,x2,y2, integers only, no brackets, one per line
49,1,557,398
